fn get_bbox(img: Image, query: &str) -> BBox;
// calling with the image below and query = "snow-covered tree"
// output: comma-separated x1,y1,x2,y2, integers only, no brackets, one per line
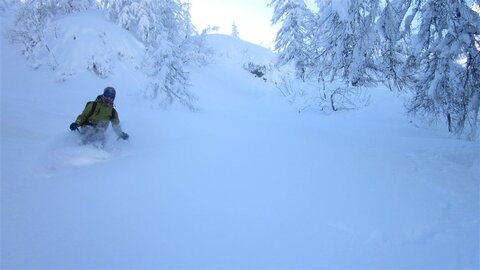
270,0,379,112
101,0,209,110
231,21,239,38
310,0,380,86
407,0,480,139
376,0,417,91
100,0,130,23
270,0,313,80
269,0,479,139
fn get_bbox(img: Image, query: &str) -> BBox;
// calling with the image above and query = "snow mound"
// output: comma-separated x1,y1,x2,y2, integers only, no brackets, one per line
43,10,144,80
207,34,275,65
206,34,284,84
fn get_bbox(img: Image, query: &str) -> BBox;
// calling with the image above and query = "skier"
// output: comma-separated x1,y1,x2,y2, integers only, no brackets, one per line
69,87,129,146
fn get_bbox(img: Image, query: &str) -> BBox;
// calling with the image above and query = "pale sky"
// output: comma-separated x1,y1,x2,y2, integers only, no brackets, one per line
187,0,280,49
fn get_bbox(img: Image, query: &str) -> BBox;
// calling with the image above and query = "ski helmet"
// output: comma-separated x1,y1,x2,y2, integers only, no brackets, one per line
103,87,116,99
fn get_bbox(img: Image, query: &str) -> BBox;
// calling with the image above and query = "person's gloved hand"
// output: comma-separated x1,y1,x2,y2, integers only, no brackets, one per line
69,122,79,131
119,132,129,140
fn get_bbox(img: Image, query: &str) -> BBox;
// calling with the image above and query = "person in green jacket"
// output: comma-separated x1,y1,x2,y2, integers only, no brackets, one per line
69,87,129,145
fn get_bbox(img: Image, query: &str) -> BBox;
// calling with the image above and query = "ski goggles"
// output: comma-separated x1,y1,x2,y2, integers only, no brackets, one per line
103,92,115,98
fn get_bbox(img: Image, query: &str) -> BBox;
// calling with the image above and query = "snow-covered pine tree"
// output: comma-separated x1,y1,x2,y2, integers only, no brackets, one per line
100,0,130,25
377,0,416,91
407,0,480,139
231,21,239,38
311,0,379,87
278,0,376,112
57,0,97,13
102,0,207,110
270,0,313,80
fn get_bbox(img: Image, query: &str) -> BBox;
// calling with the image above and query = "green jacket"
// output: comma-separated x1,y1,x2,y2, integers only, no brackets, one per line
75,95,123,136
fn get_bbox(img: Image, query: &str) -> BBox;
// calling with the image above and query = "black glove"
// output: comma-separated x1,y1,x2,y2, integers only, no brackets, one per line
69,122,79,131
119,132,129,140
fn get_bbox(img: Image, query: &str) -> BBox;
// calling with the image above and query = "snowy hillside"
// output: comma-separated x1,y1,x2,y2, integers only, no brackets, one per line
1,10,479,269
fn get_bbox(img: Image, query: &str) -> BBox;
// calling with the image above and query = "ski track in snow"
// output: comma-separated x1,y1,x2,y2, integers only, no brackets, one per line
1,12,479,269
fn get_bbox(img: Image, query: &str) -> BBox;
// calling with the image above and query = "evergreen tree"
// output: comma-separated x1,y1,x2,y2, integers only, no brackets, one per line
231,21,239,38
376,0,415,91
270,0,313,80
100,0,130,23
101,0,208,110
407,0,480,139
311,0,380,86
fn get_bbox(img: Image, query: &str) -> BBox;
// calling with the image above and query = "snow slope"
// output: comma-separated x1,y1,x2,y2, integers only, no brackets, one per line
1,10,479,269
